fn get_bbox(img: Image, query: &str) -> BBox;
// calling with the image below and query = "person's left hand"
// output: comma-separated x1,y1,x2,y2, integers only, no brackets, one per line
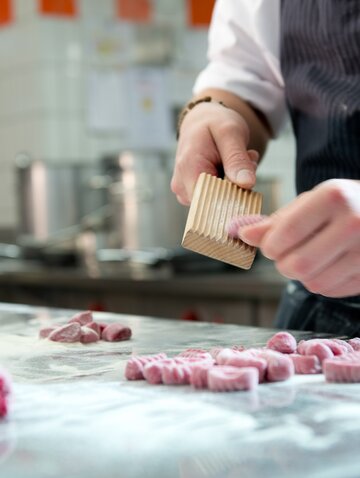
233,179,360,298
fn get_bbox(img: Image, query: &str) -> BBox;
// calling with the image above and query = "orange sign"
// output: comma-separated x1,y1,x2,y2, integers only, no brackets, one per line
115,0,152,23
0,0,13,26
38,0,78,17
187,0,215,27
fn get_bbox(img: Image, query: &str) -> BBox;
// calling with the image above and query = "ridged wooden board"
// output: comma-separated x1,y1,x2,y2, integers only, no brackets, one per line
182,173,263,270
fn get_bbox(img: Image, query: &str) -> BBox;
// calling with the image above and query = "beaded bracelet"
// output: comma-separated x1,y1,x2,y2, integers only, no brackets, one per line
176,96,227,140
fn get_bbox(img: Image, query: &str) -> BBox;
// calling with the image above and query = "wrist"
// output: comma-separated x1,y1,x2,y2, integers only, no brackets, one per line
176,96,228,140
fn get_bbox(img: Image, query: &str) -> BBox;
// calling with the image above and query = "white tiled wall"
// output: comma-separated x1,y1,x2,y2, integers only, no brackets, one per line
0,0,124,229
0,0,296,233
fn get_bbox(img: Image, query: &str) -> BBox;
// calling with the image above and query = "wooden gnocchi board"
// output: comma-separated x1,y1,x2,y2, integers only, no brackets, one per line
182,173,263,270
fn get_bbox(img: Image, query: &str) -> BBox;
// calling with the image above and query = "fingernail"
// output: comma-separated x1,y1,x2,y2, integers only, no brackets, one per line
236,170,255,186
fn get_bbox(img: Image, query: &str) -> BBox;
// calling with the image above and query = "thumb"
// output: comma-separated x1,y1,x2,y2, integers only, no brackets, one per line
211,122,259,188
224,144,259,189
212,115,259,189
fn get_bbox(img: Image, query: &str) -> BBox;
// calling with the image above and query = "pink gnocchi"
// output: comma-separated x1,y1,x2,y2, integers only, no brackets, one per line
39,310,132,345
125,353,167,381
101,323,132,342
266,332,297,354
0,367,12,419
289,354,322,374
208,366,259,392
48,323,82,343
323,353,360,383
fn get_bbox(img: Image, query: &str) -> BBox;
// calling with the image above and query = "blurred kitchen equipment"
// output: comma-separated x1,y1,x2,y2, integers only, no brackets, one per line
100,151,188,250
15,153,108,252
14,151,279,272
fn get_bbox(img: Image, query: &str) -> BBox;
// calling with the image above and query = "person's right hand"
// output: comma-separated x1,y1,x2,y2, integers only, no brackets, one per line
171,101,259,206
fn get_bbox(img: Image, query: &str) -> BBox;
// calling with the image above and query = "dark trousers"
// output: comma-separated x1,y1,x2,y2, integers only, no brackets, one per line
275,281,360,337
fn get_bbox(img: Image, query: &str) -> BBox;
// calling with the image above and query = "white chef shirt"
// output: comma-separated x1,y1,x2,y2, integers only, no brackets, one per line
193,0,286,135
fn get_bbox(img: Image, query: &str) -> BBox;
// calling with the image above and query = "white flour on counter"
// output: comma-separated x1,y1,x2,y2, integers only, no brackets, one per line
0,333,131,383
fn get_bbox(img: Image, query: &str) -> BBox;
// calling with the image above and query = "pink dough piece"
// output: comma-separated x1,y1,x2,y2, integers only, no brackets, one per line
265,352,294,382
68,310,93,326
333,352,360,363
39,326,57,339
302,342,334,363
0,395,8,418
208,366,259,392
97,322,108,334
143,358,189,384
143,360,172,384
80,326,99,344
289,354,322,374
298,339,345,357
86,322,101,335
348,338,360,351
331,339,354,354
161,362,192,385
190,362,214,389
216,349,267,383
266,332,297,354
101,323,132,342
227,215,268,238
321,339,350,355
48,323,81,343
323,354,360,382
215,348,233,365
142,357,210,385
0,368,12,397
125,353,167,380
253,349,295,382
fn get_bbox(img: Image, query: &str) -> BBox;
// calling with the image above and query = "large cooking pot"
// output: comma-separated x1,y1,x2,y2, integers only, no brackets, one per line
15,154,107,247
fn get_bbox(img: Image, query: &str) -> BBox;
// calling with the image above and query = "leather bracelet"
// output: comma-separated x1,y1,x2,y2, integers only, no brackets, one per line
176,96,227,140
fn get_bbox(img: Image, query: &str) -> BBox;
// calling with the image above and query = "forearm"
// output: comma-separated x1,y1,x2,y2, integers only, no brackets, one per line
192,88,272,158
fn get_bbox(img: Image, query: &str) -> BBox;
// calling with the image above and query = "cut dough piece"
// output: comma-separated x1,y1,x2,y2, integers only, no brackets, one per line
266,332,297,354
208,366,258,392
101,323,132,342
80,326,99,344
68,310,93,326
48,323,81,343
125,353,167,380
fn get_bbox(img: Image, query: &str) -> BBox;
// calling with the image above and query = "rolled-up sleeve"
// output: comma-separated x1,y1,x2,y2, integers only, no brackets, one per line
193,0,286,136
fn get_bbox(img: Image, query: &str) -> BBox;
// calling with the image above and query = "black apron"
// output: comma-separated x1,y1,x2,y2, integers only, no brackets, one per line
275,0,360,335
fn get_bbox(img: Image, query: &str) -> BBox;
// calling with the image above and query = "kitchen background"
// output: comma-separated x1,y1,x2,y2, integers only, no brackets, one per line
0,0,296,326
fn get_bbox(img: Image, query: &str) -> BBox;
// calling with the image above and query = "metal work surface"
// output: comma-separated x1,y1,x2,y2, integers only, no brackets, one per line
0,303,359,478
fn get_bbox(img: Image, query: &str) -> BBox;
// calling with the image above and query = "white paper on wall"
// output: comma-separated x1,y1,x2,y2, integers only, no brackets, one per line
86,69,127,132
123,67,173,150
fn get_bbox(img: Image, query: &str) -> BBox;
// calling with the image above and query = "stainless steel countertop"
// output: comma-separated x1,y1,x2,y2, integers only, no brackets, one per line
0,302,359,478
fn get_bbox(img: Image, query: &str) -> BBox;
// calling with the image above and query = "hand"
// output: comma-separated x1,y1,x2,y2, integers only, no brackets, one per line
235,179,360,298
171,102,259,205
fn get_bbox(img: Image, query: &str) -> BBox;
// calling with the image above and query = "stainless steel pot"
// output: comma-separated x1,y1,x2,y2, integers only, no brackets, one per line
15,154,107,247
